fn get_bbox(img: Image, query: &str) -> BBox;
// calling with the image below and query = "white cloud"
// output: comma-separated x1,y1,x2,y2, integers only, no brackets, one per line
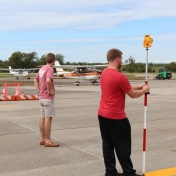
163,59,173,63
0,36,137,46
0,0,176,31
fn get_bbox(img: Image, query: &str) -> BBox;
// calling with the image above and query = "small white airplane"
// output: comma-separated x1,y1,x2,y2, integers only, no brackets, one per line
54,61,106,86
0,66,39,80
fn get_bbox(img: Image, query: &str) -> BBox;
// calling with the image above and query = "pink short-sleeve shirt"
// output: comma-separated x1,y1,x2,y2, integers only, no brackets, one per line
35,65,55,99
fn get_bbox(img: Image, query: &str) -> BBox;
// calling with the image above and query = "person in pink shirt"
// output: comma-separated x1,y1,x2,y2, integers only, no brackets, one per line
34,53,59,147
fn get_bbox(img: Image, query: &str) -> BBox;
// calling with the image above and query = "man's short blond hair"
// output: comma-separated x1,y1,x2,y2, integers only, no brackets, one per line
107,48,123,62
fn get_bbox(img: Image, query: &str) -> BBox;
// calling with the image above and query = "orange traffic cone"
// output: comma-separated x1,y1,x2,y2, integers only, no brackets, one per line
2,82,8,96
15,84,21,96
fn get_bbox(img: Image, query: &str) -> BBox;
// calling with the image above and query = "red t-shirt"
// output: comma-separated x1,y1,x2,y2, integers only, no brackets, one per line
35,65,55,99
98,68,132,119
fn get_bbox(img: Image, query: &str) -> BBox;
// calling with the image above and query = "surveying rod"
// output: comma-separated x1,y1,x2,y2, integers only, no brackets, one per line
142,47,148,176
142,35,153,176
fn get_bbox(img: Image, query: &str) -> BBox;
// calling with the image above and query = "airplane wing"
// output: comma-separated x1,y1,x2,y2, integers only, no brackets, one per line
10,68,39,71
39,64,81,69
0,68,39,71
93,63,128,67
0,68,10,71
92,65,107,67
53,65,83,68
54,64,127,69
92,63,128,66
53,65,108,68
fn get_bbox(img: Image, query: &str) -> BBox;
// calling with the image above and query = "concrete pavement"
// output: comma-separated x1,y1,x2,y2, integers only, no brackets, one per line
0,80,176,176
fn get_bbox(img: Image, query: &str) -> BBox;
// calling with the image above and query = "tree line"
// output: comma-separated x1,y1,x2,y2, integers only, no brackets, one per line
121,56,176,73
121,56,154,73
0,52,176,73
0,52,65,69
165,62,176,72
0,51,107,69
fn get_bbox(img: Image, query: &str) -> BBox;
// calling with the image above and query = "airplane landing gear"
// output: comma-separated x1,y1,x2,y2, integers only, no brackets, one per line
74,81,80,86
92,80,99,86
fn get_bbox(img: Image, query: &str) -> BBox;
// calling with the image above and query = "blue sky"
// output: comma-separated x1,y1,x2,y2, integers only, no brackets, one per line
1,0,176,63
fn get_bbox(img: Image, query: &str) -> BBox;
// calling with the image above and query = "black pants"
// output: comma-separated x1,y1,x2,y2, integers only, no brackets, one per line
98,115,136,176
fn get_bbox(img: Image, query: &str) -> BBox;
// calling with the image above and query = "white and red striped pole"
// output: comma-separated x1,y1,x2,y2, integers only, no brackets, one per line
142,47,149,176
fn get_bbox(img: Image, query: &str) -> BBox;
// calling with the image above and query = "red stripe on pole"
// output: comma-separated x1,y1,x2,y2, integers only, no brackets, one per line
143,129,147,151
144,94,147,106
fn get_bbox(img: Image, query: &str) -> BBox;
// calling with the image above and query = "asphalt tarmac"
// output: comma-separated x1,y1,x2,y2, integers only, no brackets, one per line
0,77,100,86
0,79,176,176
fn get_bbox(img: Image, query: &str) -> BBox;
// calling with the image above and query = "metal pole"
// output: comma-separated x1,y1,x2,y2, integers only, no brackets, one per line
142,48,149,176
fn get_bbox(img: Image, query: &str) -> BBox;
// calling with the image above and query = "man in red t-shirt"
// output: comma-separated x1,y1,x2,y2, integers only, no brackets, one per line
98,48,150,176
34,53,59,147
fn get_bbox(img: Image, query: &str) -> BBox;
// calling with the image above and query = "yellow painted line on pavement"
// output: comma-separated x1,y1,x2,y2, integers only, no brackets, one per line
145,167,176,176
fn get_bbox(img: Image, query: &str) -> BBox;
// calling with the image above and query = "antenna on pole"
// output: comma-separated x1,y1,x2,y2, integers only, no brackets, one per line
142,34,153,176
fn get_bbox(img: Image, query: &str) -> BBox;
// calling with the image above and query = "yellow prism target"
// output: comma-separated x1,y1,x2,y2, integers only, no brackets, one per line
143,35,153,48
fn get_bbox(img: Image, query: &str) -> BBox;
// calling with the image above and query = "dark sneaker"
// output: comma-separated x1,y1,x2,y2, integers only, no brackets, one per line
116,173,123,176
116,173,142,176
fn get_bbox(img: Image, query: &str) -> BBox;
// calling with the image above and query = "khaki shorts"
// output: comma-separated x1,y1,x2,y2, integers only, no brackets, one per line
39,99,55,118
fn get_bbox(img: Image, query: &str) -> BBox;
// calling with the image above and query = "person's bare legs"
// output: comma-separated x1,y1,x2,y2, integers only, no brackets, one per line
39,117,45,141
44,117,52,143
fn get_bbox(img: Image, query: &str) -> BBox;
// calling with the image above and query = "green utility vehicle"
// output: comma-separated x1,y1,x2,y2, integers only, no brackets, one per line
155,68,172,80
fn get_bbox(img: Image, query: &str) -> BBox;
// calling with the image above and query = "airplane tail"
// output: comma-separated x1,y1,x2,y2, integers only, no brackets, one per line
9,66,13,74
55,61,64,72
